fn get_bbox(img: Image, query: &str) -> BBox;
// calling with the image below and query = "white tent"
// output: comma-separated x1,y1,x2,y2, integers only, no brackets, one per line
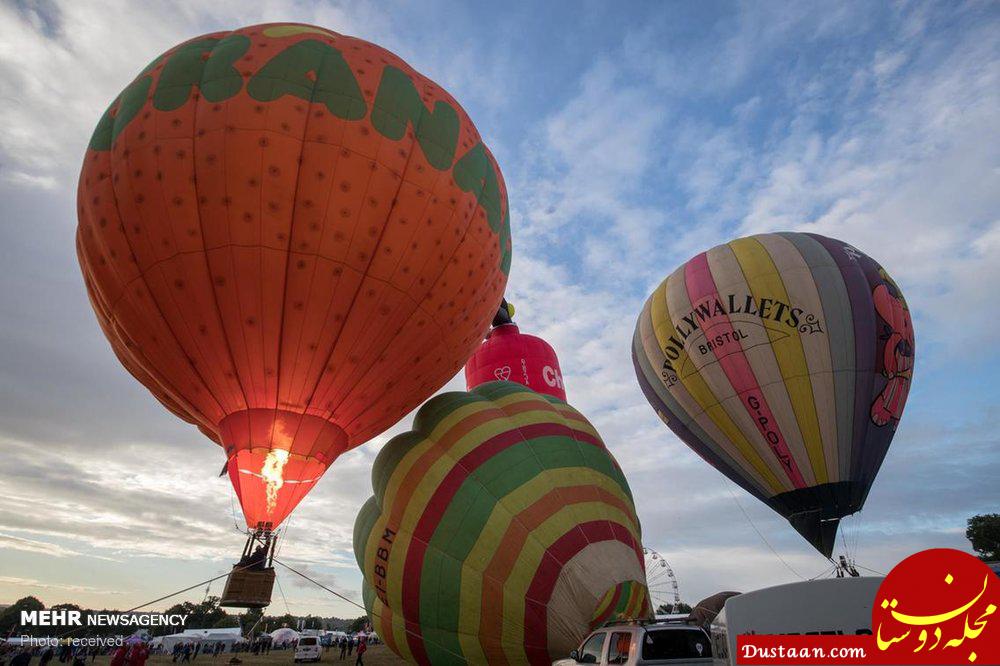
157,627,243,652
268,627,300,644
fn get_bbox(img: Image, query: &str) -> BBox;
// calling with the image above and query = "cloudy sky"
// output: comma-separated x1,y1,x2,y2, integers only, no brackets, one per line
0,0,997,619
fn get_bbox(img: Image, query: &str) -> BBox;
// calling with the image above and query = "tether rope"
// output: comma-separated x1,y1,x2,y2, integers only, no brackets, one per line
728,488,806,580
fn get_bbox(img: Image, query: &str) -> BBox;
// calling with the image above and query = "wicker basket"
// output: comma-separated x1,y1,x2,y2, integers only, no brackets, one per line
219,566,275,608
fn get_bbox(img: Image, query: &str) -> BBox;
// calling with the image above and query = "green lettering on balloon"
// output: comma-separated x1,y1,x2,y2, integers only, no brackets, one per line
371,66,459,170
88,103,116,151
152,38,220,111
201,35,251,102
498,209,512,275
112,76,153,144
152,35,249,111
247,39,366,120
89,51,165,151
453,142,504,233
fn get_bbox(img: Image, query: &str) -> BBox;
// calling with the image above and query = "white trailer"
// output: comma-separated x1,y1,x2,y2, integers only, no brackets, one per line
710,577,887,666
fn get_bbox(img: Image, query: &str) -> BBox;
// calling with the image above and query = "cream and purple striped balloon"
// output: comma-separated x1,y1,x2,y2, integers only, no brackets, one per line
633,232,914,556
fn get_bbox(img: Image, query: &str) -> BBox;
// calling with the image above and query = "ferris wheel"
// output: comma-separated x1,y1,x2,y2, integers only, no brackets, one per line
643,547,681,613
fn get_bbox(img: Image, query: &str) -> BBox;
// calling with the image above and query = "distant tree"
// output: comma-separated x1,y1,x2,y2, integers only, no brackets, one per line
655,602,692,614
0,596,44,635
967,513,1000,561
326,617,349,631
164,601,198,617
240,608,265,634
156,601,198,637
347,616,369,633
162,597,229,630
213,614,240,628
303,615,323,630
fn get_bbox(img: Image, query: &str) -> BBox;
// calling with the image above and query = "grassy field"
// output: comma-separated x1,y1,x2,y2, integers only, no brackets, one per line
89,649,407,666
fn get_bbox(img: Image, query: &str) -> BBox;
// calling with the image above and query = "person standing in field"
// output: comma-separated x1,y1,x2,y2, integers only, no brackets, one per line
127,644,148,666
10,647,32,666
109,645,128,666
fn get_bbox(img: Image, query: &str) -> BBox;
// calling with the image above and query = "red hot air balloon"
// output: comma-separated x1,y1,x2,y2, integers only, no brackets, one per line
76,22,511,603
465,300,566,400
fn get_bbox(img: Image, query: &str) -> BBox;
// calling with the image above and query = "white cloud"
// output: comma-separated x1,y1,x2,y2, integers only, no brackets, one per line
0,170,58,190
510,57,669,285
733,15,1000,357
0,533,83,558
0,576,121,595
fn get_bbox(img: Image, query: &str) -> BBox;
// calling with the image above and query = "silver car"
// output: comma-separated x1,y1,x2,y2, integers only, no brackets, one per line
553,620,713,666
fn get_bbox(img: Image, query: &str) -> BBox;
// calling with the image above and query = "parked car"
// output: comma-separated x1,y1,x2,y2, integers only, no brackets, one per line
553,619,712,666
293,636,322,663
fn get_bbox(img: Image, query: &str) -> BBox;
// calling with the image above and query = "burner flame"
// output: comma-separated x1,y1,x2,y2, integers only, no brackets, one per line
261,449,290,515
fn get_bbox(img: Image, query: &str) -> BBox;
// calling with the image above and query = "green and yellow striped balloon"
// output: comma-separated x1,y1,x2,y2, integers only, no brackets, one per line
353,382,650,665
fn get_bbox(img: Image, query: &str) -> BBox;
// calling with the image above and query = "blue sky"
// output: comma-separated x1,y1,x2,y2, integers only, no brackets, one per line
0,0,997,617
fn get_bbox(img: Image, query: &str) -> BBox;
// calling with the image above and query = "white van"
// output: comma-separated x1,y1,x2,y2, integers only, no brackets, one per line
710,577,884,666
294,636,322,663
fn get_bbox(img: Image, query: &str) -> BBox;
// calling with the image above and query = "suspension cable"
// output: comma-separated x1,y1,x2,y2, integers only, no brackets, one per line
274,568,293,616
271,557,470,662
46,564,255,640
271,558,365,613
728,489,805,580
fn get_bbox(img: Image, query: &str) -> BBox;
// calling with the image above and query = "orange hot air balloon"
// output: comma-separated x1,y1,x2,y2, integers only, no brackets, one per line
76,23,511,536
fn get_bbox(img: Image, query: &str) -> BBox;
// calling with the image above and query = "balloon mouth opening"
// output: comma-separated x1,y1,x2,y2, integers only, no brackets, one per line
219,408,349,461
219,409,348,528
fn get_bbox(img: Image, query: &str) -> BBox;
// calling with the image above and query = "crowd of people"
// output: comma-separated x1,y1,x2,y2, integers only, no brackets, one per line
333,635,367,665
0,642,148,666
1,632,379,666
168,641,233,662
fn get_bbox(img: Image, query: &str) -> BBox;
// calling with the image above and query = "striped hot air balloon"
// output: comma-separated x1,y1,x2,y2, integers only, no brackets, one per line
632,233,914,557
353,382,650,665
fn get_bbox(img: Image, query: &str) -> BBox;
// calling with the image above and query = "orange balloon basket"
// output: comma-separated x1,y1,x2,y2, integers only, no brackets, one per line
220,527,277,608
